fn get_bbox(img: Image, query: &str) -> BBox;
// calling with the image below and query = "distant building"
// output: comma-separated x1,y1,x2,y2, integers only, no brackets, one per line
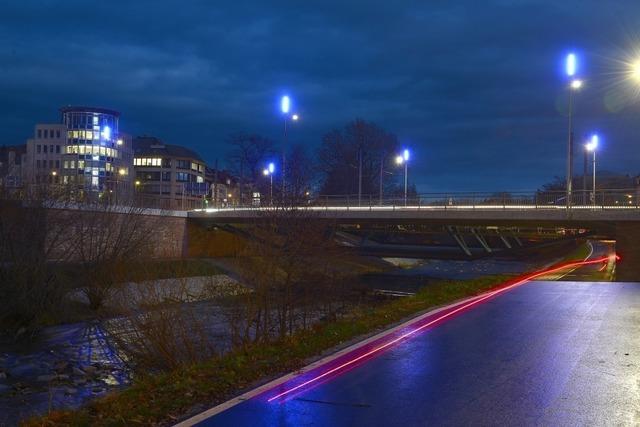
0,144,26,190
133,136,208,210
205,166,242,207
23,106,134,198
24,123,67,186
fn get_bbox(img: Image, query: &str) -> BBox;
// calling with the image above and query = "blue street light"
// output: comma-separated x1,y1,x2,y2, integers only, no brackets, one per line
566,53,577,77
585,134,599,206
564,52,583,210
395,148,411,206
281,95,290,114
263,162,276,205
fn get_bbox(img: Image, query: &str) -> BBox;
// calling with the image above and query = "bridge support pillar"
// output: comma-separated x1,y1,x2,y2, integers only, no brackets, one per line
471,228,492,253
447,226,472,257
615,223,640,282
496,230,512,249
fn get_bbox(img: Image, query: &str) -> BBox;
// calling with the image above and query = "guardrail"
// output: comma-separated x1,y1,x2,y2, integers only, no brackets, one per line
195,189,640,212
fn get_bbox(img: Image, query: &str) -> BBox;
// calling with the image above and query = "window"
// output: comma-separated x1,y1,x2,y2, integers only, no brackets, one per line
176,172,189,182
44,129,48,139
56,130,60,138
36,160,40,168
196,176,204,183
63,161,69,169
55,160,60,168
37,145,41,154
162,171,171,181
176,159,190,169
49,145,53,153
37,129,42,138
49,160,54,168
43,145,48,154
78,160,85,168
191,162,198,171
56,145,60,154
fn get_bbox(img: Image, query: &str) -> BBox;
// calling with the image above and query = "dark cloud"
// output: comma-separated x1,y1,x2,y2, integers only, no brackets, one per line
1,0,639,191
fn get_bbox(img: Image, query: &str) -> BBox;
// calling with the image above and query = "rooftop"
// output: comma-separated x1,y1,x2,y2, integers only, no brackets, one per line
133,136,204,162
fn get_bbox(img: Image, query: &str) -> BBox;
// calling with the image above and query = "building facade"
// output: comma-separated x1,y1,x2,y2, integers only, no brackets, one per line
23,106,134,199
60,107,133,196
133,136,208,209
24,124,67,186
0,144,26,190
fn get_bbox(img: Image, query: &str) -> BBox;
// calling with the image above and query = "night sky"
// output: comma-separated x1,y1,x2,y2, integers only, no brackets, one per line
2,1,640,192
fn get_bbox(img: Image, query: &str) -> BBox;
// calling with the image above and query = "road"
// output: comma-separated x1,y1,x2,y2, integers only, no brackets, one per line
190,279,640,426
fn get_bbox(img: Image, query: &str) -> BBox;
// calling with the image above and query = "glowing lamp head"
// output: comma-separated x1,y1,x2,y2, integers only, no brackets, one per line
566,53,577,77
118,168,126,176
395,155,404,165
135,180,141,186
570,79,583,90
101,126,111,140
632,60,640,81
268,162,275,173
51,170,57,176
281,95,290,114
117,138,123,146
292,114,299,121
263,169,269,176
585,134,599,151
403,149,410,161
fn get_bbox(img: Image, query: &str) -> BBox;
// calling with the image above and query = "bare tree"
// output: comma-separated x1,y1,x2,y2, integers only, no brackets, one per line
318,119,399,197
0,185,76,338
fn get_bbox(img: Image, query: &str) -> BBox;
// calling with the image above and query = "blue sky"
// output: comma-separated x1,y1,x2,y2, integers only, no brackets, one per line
1,0,640,191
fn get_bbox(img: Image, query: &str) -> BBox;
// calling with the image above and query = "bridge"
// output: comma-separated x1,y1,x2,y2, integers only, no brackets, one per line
189,190,640,280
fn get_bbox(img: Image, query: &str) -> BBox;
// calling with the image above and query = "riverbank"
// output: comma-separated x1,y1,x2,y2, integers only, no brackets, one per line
25,273,531,426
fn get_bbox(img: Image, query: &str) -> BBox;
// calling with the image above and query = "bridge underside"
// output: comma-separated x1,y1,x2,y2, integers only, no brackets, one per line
188,210,640,281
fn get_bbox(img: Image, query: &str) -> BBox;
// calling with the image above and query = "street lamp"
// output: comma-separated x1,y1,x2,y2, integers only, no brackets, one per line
395,149,410,206
263,162,275,205
585,134,598,207
280,95,300,197
565,52,583,210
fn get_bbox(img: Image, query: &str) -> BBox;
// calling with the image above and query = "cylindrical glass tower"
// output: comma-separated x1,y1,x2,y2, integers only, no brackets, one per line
60,106,131,196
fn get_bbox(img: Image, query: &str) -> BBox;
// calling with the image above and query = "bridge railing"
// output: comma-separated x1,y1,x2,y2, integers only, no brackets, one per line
196,189,639,211
306,189,640,210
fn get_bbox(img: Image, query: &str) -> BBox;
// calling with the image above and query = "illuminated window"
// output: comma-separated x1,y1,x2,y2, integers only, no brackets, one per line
99,146,106,156
63,161,69,169
196,176,204,183
78,160,85,168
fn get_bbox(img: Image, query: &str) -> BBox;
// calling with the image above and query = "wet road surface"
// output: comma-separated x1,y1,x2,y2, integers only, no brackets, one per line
195,280,640,426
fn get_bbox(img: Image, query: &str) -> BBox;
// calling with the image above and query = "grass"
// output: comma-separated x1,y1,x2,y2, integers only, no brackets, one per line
25,273,513,427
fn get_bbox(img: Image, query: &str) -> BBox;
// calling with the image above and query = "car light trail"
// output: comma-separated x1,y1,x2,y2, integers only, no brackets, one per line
267,255,614,403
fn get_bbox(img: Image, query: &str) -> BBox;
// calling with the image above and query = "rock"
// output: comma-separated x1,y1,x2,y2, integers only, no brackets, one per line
73,378,87,386
64,387,78,395
73,367,86,376
36,374,56,382
56,374,70,380
83,366,97,375
0,371,7,380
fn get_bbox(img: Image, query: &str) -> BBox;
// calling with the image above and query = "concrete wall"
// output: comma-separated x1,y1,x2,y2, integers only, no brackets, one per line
614,223,640,282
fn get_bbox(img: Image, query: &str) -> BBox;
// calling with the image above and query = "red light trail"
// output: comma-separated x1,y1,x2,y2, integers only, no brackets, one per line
267,255,615,403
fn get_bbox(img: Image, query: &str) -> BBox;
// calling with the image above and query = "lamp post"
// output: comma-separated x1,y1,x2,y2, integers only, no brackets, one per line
263,162,275,206
280,96,300,199
395,149,410,206
585,134,598,207
565,53,583,210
